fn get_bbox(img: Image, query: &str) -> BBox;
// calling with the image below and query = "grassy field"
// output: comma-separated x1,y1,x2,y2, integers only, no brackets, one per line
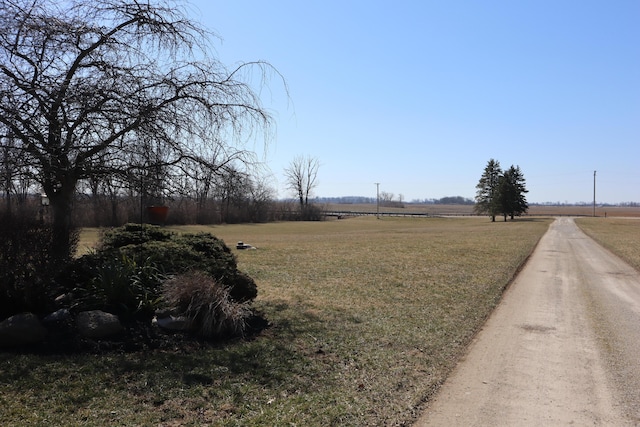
575,217,640,271
323,203,640,218
2,217,552,426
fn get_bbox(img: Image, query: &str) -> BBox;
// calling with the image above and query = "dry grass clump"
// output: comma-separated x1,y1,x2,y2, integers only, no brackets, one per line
162,271,251,338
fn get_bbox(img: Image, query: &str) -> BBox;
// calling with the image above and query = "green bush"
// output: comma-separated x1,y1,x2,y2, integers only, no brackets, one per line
100,223,174,249
173,233,257,302
175,232,237,271
162,271,252,338
61,224,257,320
119,240,201,273
118,240,258,302
70,254,165,320
110,228,257,302
224,271,259,304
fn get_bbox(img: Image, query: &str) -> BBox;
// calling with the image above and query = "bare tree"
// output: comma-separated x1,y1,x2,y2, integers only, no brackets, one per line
248,177,275,222
284,155,320,212
0,0,281,259
0,132,17,213
379,191,395,205
213,167,249,223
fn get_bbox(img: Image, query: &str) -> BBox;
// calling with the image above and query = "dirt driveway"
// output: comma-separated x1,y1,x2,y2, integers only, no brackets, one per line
415,217,640,426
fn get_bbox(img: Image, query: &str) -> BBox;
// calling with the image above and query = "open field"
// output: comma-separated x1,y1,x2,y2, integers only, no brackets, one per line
529,205,640,218
76,227,102,255
324,203,640,218
575,217,640,271
3,216,554,425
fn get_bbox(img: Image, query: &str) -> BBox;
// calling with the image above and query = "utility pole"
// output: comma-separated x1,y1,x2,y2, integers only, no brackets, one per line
593,170,596,217
375,182,380,219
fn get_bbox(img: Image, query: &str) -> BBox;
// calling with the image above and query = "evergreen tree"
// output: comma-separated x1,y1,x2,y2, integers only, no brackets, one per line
475,160,529,222
474,159,502,222
500,165,529,220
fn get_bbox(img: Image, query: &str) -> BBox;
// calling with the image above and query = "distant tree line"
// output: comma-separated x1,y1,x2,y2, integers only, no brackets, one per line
316,196,474,205
474,159,529,222
432,196,474,205
0,185,303,228
315,196,376,204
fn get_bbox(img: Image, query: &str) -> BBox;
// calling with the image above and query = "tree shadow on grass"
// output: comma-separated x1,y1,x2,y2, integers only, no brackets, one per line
0,300,324,397
513,217,552,222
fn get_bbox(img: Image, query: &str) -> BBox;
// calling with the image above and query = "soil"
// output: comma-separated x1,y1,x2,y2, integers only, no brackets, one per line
415,217,640,426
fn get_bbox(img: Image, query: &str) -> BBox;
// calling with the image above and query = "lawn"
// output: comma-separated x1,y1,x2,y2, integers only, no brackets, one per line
1,217,551,426
575,217,640,271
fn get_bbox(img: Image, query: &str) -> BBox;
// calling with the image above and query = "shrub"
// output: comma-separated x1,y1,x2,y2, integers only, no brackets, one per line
300,204,324,221
100,223,174,250
175,232,236,270
115,230,257,302
0,211,78,318
70,254,165,320
225,271,259,304
174,233,257,302
162,271,252,338
60,224,257,321
119,240,202,273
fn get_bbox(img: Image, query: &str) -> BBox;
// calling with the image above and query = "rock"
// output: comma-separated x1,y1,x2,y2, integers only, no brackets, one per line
0,313,46,347
42,309,75,348
154,315,192,331
76,310,123,338
43,308,71,324
236,241,256,250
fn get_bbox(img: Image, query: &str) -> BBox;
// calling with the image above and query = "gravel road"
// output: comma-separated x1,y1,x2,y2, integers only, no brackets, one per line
415,217,640,426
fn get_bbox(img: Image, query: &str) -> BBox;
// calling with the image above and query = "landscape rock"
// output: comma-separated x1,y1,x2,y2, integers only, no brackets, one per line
43,308,71,324
0,313,47,347
76,310,123,338
236,241,256,250
154,315,192,331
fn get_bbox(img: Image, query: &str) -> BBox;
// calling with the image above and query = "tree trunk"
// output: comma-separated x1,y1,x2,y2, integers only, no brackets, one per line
4,188,10,216
48,184,76,262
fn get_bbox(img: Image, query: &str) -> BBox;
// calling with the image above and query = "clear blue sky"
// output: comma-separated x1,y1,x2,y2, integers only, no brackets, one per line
189,0,639,204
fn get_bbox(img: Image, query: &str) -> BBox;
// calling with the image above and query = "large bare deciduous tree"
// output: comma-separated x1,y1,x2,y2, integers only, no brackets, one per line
284,155,320,214
0,0,279,259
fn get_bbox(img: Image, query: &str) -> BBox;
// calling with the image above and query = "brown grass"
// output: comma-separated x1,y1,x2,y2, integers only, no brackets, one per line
174,217,551,424
529,205,640,217
2,217,551,426
575,217,640,271
323,203,640,217
76,227,102,255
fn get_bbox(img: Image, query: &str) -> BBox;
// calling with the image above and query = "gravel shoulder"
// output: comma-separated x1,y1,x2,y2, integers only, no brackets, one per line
415,217,640,426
